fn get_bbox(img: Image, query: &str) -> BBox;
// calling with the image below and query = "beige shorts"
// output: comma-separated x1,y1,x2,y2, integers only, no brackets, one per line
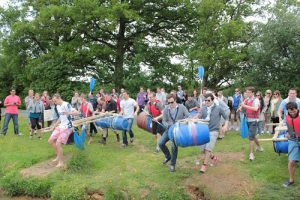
200,131,218,152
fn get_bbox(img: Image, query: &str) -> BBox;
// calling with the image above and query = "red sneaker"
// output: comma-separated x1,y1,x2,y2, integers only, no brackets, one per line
211,156,219,166
200,164,207,173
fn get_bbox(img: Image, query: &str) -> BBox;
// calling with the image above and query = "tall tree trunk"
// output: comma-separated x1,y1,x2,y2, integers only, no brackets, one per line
114,17,126,90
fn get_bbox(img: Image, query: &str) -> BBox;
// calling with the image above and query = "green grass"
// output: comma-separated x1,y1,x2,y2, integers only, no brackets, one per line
0,117,300,200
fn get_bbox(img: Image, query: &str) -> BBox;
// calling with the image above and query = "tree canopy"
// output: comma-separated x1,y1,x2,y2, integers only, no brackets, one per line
0,0,299,99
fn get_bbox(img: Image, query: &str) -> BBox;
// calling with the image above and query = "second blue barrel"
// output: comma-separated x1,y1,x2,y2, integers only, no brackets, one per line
273,131,288,154
168,121,210,147
111,116,130,131
95,117,113,128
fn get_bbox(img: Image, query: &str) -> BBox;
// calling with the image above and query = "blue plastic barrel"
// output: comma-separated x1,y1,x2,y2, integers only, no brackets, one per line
95,117,112,128
111,116,130,131
273,131,288,154
188,110,198,117
168,122,210,147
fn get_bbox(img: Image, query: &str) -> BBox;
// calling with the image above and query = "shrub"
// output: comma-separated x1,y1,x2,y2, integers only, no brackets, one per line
1,172,53,197
68,151,92,173
51,181,87,200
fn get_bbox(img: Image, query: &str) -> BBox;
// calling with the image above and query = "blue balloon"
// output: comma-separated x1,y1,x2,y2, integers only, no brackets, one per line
198,66,204,80
89,78,96,92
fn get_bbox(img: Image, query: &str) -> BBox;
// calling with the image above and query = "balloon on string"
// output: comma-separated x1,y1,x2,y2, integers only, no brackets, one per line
198,65,204,80
89,78,96,92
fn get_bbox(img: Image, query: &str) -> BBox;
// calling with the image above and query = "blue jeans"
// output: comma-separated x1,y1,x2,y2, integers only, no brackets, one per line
2,113,19,135
158,129,178,166
122,118,134,145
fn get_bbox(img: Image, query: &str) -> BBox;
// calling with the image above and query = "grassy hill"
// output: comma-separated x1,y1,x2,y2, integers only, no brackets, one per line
0,117,300,200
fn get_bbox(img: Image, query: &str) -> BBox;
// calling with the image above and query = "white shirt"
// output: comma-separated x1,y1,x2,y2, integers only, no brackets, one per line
57,101,75,129
120,98,137,118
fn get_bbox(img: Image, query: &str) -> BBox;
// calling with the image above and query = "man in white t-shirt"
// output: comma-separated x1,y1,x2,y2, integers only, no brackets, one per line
48,93,79,168
278,88,300,123
120,91,139,147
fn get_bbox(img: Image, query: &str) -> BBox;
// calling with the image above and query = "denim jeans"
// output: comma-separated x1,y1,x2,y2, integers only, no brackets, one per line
158,129,178,166
2,113,19,135
122,118,134,145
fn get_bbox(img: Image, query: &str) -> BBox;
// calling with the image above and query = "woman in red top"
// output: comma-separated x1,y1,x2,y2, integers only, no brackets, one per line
80,94,95,144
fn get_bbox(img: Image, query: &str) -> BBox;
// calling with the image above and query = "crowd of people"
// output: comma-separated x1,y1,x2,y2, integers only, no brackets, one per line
0,86,299,187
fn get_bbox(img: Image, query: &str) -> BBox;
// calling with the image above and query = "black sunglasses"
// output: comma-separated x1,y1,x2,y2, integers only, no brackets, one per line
205,99,211,102
168,101,175,104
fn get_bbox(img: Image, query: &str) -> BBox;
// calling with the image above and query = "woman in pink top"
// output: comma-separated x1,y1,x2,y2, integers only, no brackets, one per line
1,88,21,136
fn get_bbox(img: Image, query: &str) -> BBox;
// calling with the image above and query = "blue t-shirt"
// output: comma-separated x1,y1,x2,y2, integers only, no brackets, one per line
279,97,300,120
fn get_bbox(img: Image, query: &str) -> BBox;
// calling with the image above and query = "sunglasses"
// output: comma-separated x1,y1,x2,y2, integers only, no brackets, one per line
256,95,260,97
205,99,211,102
266,92,271,94
168,101,175,104
274,94,279,96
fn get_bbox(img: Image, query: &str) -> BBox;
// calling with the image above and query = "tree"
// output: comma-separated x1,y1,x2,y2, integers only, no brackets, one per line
0,0,198,97
240,0,300,94
186,0,255,90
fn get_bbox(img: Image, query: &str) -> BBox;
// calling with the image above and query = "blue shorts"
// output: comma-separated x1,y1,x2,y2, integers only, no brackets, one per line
247,121,258,141
288,140,300,161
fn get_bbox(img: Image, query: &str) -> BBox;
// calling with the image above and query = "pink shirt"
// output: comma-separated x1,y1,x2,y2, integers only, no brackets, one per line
4,95,21,114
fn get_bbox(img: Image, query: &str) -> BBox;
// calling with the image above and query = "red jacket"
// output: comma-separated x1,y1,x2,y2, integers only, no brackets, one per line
286,113,300,138
147,100,161,117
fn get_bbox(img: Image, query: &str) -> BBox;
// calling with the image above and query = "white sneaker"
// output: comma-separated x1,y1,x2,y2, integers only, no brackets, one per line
266,130,270,134
256,146,264,152
249,153,255,161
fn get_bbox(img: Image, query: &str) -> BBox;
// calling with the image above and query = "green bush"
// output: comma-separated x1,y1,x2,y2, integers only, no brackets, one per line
0,172,53,197
68,151,91,173
51,181,87,200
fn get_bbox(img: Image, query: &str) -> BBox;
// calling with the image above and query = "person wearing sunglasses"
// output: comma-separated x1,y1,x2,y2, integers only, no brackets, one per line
231,88,243,131
238,87,263,161
270,91,282,134
262,89,273,134
255,91,265,135
278,88,300,123
158,94,189,172
197,93,229,173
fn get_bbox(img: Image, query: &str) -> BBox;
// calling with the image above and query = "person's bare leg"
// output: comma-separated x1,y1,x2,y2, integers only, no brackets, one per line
250,140,255,154
48,139,59,162
37,129,42,139
288,161,295,182
55,142,64,168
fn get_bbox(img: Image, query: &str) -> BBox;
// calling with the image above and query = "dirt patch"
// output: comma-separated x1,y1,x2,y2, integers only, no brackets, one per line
20,155,72,177
185,152,258,200
186,185,209,200
86,188,104,200
140,188,150,199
